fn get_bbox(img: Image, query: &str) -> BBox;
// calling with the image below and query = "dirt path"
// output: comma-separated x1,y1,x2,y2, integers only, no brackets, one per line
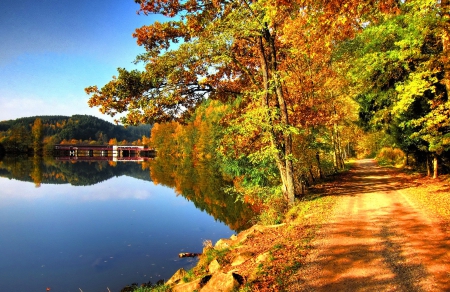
296,159,450,292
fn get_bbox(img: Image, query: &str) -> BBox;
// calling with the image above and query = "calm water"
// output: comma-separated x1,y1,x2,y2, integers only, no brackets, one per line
0,157,254,292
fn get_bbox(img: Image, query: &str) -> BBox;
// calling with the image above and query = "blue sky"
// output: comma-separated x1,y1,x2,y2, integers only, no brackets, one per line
0,0,162,123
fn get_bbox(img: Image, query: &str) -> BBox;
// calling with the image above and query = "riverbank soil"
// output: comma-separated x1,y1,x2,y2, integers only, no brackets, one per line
291,159,450,291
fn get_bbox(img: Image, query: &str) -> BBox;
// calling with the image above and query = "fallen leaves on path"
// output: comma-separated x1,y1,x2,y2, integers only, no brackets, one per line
190,159,450,291
292,159,450,292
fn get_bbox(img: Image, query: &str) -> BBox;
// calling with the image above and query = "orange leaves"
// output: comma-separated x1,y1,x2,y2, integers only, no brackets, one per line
137,0,183,17
133,21,190,53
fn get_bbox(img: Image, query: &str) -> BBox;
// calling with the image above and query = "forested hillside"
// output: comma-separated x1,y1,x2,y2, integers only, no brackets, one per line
0,115,151,154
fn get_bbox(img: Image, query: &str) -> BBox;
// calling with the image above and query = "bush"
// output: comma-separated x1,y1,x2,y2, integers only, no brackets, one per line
377,147,406,167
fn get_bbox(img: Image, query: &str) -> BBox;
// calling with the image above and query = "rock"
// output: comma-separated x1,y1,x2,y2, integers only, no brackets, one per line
172,278,202,292
236,227,260,243
208,259,221,273
166,268,187,286
231,252,253,266
200,272,242,292
256,252,270,263
215,238,231,250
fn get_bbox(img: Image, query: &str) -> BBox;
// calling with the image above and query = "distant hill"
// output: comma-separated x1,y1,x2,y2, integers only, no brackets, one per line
0,115,152,154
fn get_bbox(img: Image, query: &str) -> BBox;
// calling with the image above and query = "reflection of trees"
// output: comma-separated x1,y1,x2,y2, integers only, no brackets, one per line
149,155,256,232
30,156,43,187
0,155,255,231
0,157,153,186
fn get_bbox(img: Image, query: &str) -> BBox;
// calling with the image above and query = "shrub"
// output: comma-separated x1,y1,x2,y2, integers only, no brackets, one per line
377,147,406,167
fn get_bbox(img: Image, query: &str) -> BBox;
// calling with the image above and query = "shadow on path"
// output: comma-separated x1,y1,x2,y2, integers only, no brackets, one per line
308,159,421,198
293,159,450,292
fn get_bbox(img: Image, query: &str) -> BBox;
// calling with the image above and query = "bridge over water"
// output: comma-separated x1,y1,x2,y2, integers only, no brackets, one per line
54,144,156,162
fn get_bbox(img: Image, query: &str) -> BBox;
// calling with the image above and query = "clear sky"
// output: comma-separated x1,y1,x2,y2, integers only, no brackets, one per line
0,0,162,123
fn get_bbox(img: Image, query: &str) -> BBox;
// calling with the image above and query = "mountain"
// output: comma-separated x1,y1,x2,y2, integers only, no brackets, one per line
0,115,152,154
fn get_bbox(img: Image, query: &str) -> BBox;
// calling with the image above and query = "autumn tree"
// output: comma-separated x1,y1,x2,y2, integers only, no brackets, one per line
343,0,450,177
86,1,291,200
86,0,372,202
32,118,43,155
5,126,30,153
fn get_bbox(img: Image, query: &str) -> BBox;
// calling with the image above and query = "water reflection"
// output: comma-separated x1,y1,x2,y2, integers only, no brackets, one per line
0,156,152,187
0,155,256,291
0,156,255,231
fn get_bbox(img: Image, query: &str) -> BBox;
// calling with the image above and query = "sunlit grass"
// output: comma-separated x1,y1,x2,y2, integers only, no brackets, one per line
400,174,450,220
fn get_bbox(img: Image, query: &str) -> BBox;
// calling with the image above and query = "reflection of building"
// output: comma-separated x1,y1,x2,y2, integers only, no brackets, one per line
54,144,156,162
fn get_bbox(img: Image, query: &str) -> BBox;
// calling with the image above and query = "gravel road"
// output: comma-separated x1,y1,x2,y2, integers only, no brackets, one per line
296,159,450,292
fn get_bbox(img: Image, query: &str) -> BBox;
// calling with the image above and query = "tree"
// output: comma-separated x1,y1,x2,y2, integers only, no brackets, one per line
86,1,289,201
343,0,450,177
86,0,396,202
6,125,30,153
32,118,43,154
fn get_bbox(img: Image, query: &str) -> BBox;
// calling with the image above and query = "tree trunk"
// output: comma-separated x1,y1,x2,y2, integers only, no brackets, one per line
347,142,351,158
332,126,344,170
316,152,324,179
309,166,316,182
336,127,345,169
332,129,338,171
441,0,450,92
433,154,438,179
268,28,295,202
426,153,431,177
258,32,295,203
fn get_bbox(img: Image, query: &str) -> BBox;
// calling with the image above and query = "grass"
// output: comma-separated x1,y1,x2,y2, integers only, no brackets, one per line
132,285,171,292
126,283,171,292
399,174,450,220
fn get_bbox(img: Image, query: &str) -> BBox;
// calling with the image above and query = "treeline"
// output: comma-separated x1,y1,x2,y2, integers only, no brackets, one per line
86,0,449,206
341,1,450,177
148,99,355,207
0,115,151,155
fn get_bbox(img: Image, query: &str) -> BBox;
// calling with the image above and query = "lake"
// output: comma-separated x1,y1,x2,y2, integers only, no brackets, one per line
0,156,255,292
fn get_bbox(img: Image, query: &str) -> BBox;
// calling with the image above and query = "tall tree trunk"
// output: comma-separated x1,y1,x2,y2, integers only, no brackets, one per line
336,126,345,169
267,27,295,202
258,32,295,203
309,166,316,183
332,129,338,171
316,152,324,179
332,125,344,170
441,0,450,92
433,154,439,179
426,153,432,177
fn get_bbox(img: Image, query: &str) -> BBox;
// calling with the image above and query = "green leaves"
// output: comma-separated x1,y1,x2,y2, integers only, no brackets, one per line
343,0,449,158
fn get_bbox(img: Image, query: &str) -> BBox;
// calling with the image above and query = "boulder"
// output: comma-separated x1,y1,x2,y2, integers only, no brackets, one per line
200,272,242,292
231,252,254,266
215,238,231,250
172,278,202,292
166,268,187,286
208,259,221,273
